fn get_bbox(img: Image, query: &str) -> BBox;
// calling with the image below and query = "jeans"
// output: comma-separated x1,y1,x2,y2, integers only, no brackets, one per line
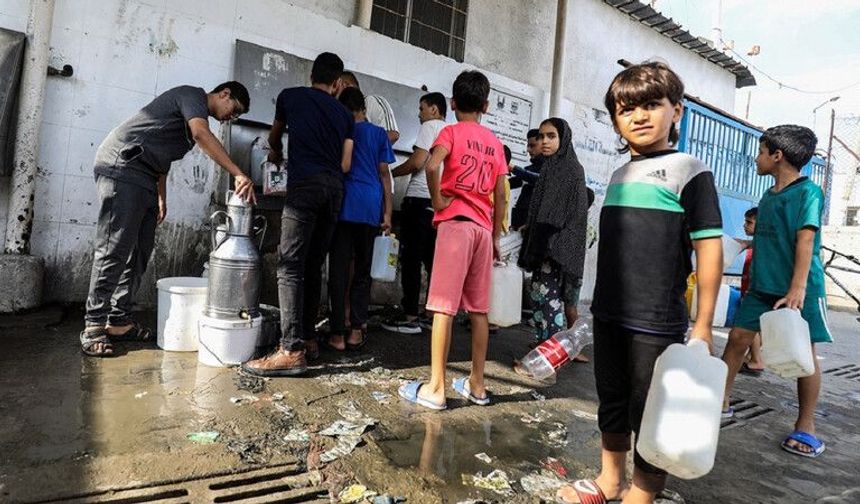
85,175,158,327
399,197,436,316
277,175,343,351
328,221,377,335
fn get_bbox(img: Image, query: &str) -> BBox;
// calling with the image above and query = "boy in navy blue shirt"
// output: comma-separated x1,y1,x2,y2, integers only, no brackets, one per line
243,52,353,377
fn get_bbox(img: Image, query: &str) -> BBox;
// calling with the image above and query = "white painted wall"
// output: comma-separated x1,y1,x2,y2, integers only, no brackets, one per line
822,227,860,312
0,0,741,303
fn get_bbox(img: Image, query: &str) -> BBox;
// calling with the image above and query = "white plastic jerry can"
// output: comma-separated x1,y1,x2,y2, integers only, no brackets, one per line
690,284,733,326
371,233,399,282
488,262,523,327
637,339,727,480
760,309,815,378
722,235,745,271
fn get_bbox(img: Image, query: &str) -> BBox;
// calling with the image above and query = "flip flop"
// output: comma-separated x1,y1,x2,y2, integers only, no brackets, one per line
80,329,115,358
108,322,152,342
721,406,735,419
398,381,447,410
452,377,490,406
346,329,368,351
739,362,764,376
781,430,826,458
557,479,608,504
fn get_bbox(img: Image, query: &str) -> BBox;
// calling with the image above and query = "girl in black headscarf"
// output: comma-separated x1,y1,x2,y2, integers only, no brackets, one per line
518,117,589,345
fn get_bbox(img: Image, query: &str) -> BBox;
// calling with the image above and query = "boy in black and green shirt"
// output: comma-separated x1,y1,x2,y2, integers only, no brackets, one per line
557,62,723,504
721,125,831,459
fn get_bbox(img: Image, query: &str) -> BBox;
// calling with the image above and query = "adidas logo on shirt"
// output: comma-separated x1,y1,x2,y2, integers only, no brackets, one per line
646,169,668,182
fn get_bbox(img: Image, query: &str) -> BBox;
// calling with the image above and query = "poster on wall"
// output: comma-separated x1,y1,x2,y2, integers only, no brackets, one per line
483,87,533,165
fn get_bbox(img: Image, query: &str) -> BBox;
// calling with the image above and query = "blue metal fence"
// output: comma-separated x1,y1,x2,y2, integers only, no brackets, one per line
678,99,829,273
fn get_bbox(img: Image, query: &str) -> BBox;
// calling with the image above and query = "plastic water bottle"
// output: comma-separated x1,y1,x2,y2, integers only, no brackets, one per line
371,233,399,282
637,339,727,479
519,318,593,380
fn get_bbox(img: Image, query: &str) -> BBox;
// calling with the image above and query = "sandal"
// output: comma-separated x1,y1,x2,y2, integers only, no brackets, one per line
346,328,368,351
557,479,608,504
107,321,152,342
80,328,115,357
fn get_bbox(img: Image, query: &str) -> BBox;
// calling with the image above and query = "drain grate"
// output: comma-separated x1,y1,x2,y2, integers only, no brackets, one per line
34,461,329,504
824,364,860,381
721,398,775,430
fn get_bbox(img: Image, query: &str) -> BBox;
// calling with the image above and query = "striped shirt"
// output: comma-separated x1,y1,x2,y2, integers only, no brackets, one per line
591,150,723,334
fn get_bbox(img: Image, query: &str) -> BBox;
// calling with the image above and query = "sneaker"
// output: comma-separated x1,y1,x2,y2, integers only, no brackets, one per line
418,315,433,331
381,315,422,334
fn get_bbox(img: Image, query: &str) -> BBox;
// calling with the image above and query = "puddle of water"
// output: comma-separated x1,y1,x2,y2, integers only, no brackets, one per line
376,412,601,499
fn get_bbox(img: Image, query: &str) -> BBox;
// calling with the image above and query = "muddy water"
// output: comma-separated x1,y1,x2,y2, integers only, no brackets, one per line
375,412,601,500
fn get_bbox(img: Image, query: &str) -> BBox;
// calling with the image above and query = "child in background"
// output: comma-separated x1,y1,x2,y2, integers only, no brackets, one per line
398,70,507,410
737,207,765,375
326,87,394,351
557,62,723,504
721,125,831,458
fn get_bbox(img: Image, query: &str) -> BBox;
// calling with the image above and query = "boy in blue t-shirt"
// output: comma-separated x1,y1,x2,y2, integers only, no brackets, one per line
327,87,395,351
721,125,832,458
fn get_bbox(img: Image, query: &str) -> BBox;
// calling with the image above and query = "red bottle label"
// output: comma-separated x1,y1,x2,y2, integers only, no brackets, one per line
536,336,570,369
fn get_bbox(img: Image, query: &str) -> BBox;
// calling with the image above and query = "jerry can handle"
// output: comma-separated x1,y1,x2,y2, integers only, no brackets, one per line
209,211,232,251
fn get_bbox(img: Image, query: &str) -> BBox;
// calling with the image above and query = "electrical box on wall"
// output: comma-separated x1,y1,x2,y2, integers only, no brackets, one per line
0,27,25,177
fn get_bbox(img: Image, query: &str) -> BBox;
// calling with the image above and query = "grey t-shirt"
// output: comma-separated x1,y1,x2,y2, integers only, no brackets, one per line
94,86,209,191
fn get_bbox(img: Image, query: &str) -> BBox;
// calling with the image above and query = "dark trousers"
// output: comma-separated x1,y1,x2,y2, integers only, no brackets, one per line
399,197,436,316
277,176,343,351
328,221,377,335
593,318,685,493
85,175,158,327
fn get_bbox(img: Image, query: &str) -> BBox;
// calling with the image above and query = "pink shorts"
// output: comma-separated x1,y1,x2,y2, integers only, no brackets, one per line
426,219,493,316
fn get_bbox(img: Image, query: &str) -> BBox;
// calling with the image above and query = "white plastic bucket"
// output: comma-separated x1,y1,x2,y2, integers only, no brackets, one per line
156,277,208,352
198,314,262,367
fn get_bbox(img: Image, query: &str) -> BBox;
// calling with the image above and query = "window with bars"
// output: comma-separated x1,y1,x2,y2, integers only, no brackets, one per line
846,207,860,227
370,0,468,62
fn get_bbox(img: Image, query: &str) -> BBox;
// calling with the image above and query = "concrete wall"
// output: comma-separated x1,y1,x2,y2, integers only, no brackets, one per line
822,227,860,312
0,0,740,304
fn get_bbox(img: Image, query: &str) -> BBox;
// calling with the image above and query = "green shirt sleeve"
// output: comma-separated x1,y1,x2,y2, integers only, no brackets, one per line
797,184,823,231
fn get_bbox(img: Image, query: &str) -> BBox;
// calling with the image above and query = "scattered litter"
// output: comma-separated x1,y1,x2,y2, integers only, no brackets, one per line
372,496,407,504
320,420,373,437
320,372,370,387
571,409,598,421
283,429,311,444
371,391,391,404
530,390,546,401
508,385,532,395
520,410,552,424
463,469,514,496
273,402,295,418
306,388,346,405
656,489,686,504
186,431,219,444
320,434,362,463
134,391,148,399
234,372,266,393
226,438,264,464
540,456,567,477
520,472,565,499
474,452,493,464
230,394,260,405
338,484,377,503
338,400,379,426
272,392,285,401
541,422,569,447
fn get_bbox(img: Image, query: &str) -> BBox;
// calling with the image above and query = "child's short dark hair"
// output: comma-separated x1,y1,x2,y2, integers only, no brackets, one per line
341,71,360,89
211,81,250,112
604,62,685,152
338,87,365,113
760,125,817,170
420,92,447,119
311,52,344,85
503,145,512,164
744,207,758,218
452,71,490,113
527,128,540,140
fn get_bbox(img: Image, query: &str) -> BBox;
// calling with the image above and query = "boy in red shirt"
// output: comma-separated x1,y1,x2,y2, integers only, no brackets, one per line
398,71,507,409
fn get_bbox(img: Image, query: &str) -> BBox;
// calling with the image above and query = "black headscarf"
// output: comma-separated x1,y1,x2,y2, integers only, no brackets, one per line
518,118,588,279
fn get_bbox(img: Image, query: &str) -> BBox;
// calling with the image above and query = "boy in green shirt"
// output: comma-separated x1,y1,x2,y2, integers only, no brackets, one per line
721,125,832,458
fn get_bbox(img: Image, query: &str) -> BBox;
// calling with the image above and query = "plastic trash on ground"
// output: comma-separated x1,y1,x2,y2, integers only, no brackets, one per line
230,395,260,405
540,457,567,477
520,409,552,424
474,452,493,464
463,469,514,496
283,429,310,444
338,484,376,503
519,318,593,380
321,435,362,463
520,471,566,499
541,422,569,447
320,420,374,437
187,431,220,444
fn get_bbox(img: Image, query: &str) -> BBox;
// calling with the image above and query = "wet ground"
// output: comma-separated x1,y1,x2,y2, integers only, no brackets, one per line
1,305,859,503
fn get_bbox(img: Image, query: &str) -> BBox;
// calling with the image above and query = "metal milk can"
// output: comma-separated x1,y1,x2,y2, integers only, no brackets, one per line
204,191,266,319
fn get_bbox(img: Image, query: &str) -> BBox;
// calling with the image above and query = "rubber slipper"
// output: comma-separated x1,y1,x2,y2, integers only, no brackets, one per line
721,406,734,419
346,329,368,351
452,377,490,406
108,322,152,342
557,479,608,504
781,430,826,458
739,362,764,376
80,329,115,358
398,381,447,410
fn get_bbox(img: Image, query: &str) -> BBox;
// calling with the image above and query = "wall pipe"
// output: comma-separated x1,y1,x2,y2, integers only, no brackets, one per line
4,0,55,254
354,0,373,29
549,0,568,117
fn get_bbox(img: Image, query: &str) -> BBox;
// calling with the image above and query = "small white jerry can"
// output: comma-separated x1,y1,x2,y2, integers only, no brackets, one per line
637,339,727,480
371,233,399,282
760,309,815,378
488,261,522,327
